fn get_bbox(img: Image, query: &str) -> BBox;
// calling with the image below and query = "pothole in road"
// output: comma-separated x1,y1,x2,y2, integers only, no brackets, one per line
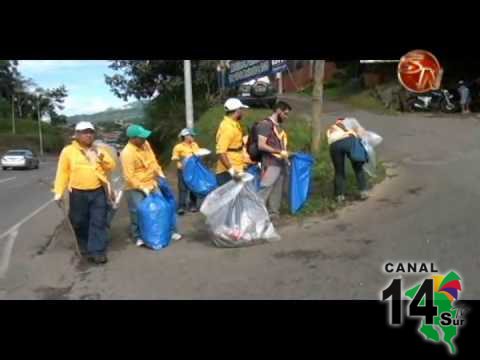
376,198,403,207
407,186,424,196
273,248,366,264
34,283,74,300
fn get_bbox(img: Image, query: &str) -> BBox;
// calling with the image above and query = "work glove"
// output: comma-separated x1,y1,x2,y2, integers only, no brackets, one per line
54,193,63,208
228,167,236,177
232,170,245,182
280,150,289,160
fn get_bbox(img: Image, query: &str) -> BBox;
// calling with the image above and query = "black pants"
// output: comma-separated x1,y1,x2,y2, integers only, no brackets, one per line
216,171,232,187
69,187,108,256
177,169,197,210
330,137,368,196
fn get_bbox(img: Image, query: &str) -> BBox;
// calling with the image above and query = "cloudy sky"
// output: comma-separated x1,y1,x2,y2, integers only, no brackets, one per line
17,60,132,117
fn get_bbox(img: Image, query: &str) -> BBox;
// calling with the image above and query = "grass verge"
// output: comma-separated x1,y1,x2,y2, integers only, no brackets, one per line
195,106,386,218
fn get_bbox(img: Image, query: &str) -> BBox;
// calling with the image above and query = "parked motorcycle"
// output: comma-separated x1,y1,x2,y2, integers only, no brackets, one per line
406,89,459,113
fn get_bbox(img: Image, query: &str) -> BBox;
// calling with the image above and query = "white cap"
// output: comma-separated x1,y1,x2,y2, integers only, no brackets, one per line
224,98,249,112
75,121,95,131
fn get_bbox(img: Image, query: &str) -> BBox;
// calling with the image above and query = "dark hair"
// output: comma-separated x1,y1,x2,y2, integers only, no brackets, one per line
225,110,236,116
273,101,292,112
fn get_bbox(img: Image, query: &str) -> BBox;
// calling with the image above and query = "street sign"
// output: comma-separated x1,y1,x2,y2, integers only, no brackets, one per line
224,60,289,87
271,60,288,74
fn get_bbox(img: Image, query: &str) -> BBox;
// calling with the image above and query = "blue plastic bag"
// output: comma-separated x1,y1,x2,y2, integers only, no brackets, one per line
290,153,315,214
349,138,369,163
158,177,177,232
183,156,218,197
246,164,261,191
138,192,173,250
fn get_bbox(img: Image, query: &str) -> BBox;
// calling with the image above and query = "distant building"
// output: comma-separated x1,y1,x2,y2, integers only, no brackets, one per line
272,60,338,93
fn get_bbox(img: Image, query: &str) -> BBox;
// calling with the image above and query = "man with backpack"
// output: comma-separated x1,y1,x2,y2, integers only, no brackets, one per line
247,101,292,222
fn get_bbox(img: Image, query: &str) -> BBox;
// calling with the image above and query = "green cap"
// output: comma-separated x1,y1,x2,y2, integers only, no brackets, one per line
126,124,152,139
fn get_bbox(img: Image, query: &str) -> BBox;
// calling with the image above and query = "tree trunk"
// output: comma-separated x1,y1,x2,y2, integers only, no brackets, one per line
311,60,325,153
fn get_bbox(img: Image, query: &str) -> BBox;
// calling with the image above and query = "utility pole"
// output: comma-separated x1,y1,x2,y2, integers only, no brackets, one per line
311,60,325,153
11,95,16,135
277,72,283,95
37,95,44,157
184,60,194,129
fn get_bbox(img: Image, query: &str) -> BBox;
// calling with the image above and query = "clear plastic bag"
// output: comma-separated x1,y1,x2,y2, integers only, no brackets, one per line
362,141,377,177
362,131,383,148
359,131,382,177
200,178,280,248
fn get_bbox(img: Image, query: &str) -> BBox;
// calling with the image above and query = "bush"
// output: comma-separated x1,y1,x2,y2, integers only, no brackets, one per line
0,118,66,154
144,86,213,164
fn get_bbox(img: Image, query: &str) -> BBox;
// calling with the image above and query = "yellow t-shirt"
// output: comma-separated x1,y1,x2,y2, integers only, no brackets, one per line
53,140,116,196
120,140,165,191
171,141,200,169
215,116,245,173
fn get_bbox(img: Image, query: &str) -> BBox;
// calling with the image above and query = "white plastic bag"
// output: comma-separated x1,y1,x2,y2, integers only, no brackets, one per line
362,141,377,177
362,131,383,148
200,177,280,247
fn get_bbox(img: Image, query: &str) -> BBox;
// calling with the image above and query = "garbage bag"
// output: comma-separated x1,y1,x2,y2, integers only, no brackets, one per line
362,131,383,148
363,142,377,177
246,164,262,191
200,178,280,248
289,153,315,214
360,131,382,177
138,192,173,251
183,155,218,197
158,177,177,232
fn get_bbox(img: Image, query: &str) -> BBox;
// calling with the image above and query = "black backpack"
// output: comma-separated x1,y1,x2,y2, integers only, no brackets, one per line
246,118,273,163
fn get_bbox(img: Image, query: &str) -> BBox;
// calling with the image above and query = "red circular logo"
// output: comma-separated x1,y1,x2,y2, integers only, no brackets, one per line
398,50,443,93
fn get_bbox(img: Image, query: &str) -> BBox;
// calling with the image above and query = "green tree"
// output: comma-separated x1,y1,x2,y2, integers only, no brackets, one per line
51,114,68,126
105,60,219,102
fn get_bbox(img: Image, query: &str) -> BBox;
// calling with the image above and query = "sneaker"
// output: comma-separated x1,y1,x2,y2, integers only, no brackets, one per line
171,233,183,242
359,191,369,200
177,208,186,216
136,239,145,247
87,255,108,265
189,206,199,213
336,195,346,203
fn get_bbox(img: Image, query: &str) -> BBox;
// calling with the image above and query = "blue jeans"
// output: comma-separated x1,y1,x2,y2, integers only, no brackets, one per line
177,169,197,210
126,189,147,241
216,171,232,186
330,137,368,196
68,187,108,256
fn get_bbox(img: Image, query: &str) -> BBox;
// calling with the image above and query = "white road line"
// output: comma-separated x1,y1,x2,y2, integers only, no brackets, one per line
0,198,55,241
0,198,55,278
0,177,16,184
0,229,18,278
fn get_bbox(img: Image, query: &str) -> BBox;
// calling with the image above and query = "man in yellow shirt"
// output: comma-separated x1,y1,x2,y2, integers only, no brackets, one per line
120,124,182,247
215,98,249,186
171,128,200,215
53,121,116,265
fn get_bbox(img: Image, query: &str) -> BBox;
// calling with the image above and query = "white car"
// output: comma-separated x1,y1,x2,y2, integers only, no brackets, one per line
1,149,40,170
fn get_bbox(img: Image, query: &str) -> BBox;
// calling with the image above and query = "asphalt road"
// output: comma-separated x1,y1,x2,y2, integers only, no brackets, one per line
2,98,480,300
0,158,66,297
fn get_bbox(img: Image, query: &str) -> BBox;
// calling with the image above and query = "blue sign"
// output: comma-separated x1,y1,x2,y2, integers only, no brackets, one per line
271,60,288,74
224,60,288,87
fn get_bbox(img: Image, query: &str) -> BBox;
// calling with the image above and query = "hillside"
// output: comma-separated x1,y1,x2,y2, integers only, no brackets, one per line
67,101,147,124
